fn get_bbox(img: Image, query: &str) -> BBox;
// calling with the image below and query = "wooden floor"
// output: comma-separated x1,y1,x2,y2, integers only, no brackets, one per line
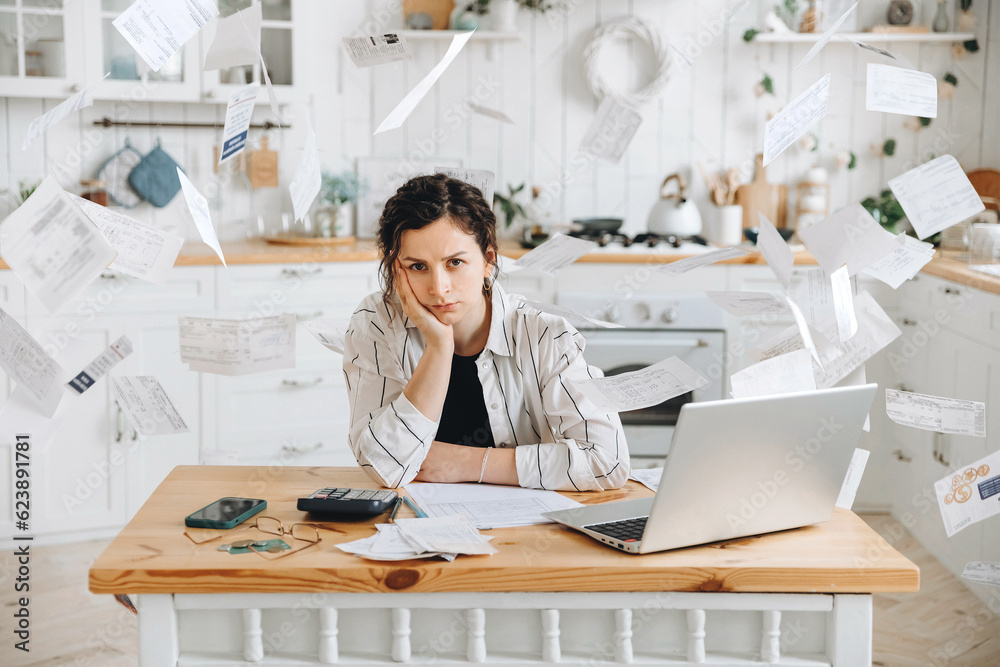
2,514,997,666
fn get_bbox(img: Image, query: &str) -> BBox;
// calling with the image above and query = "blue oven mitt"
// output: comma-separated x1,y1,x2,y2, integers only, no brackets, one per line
127,140,183,208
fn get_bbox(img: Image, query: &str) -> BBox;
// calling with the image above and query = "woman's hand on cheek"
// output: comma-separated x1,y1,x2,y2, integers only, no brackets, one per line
396,261,454,351
414,442,481,483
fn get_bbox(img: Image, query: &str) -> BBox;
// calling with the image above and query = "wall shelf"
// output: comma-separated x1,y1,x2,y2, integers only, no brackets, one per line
396,29,519,42
754,31,975,43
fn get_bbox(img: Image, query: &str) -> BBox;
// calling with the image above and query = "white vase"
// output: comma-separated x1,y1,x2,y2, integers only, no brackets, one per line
711,205,744,247
316,203,354,238
490,0,518,31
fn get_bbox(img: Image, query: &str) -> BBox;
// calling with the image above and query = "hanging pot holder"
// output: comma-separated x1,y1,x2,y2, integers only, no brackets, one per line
96,138,144,208
128,140,183,208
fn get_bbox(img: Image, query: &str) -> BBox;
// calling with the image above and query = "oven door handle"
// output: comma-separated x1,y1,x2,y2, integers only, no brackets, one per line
589,336,712,348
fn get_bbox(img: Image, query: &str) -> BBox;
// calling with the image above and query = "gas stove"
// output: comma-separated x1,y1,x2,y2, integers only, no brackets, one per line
568,230,711,250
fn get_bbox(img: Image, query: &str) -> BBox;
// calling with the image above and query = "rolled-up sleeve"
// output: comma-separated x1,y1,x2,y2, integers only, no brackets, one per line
343,305,438,488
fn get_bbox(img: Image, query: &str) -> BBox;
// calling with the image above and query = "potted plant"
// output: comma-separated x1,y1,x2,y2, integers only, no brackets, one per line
317,171,367,238
861,189,906,235
468,0,558,31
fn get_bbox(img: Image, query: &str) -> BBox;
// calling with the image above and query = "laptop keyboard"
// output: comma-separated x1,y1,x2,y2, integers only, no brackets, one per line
585,516,648,543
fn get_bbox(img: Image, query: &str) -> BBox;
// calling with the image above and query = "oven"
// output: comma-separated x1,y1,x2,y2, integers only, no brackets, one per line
558,291,727,468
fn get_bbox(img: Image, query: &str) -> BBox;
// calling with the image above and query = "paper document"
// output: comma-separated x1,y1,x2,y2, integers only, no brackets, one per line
0,177,118,315
961,562,1000,587
179,314,296,376
656,247,749,276
835,448,869,510
706,291,789,317
579,97,643,165
815,292,900,387
570,356,708,413
862,234,935,289
203,3,261,70
343,33,411,67
113,0,218,72
22,78,103,151
889,155,985,240
394,515,497,555
176,169,225,266
830,265,858,342
70,194,183,284
763,74,831,166
111,376,188,436
785,295,823,366
885,388,986,437
866,64,937,118
0,386,62,451
512,233,597,275
375,30,474,134
0,307,65,416
404,483,583,529
258,53,283,124
522,300,623,330
794,1,858,72
797,204,899,276
852,40,914,69
336,524,456,561
290,122,321,223
219,83,259,164
790,267,859,332
435,166,494,205
68,335,133,394
730,349,816,399
629,468,663,492
469,103,513,123
303,320,347,354
757,214,794,290
934,449,1000,537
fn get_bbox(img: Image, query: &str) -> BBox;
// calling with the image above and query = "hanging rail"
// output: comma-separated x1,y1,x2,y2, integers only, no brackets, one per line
92,117,285,130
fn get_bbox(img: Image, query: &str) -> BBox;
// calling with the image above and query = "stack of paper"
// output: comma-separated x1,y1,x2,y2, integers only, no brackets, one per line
336,515,497,561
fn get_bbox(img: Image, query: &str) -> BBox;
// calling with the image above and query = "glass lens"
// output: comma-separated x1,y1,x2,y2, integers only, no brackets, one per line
103,18,184,82
184,528,226,545
23,14,64,78
255,516,283,536
290,524,319,543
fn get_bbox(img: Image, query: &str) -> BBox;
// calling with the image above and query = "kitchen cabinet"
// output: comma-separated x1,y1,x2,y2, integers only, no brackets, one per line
0,1,87,99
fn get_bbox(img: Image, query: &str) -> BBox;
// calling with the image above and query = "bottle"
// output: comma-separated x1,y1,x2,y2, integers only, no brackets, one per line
932,0,950,32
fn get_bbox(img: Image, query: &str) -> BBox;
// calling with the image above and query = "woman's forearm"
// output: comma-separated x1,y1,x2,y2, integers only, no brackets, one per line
402,342,453,422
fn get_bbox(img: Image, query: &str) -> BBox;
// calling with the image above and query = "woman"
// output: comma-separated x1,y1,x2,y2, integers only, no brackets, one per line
343,174,628,490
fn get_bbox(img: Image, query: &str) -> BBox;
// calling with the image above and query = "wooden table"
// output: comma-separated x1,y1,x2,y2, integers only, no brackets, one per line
90,466,919,665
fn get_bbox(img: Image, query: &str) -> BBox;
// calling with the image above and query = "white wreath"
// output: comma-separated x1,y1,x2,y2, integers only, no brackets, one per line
583,17,674,108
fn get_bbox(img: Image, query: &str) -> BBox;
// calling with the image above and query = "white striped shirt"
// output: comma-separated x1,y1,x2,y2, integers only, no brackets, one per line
342,282,630,491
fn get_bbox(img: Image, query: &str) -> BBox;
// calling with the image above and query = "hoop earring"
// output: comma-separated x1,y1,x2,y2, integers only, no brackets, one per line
483,275,493,297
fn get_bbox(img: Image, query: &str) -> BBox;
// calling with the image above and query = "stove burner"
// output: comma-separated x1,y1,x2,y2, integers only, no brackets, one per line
569,230,709,248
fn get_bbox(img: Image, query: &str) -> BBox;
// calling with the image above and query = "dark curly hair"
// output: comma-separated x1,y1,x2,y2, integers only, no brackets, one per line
377,173,498,305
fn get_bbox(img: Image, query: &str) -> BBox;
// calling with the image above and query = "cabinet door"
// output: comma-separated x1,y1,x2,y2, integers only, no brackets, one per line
0,0,86,98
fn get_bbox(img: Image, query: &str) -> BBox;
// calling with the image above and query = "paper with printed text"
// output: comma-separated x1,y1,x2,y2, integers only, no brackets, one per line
570,356,708,413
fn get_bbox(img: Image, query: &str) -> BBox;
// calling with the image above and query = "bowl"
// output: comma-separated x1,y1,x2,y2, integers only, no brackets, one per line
572,217,623,233
744,227,795,244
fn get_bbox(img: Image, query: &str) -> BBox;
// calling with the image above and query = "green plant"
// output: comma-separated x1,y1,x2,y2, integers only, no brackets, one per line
465,0,489,14
493,183,527,228
743,28,759,42
517,0,558,13
775,0,800,27
17,179,40,205
861,189,906,234
882,139,896,156
320,171,367,205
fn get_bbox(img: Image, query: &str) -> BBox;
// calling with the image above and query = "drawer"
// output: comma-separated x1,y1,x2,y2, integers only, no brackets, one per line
923,275,1000,348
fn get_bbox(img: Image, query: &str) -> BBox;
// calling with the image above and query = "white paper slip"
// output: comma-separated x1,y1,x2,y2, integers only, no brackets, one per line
852,40,914,69
757,214,794,290
469,103,513,123
512,233,598,276
521,300,624,329
259,52,283,124
763,74,831,167
179,314,296,376
0,307,65,416
0,386,62,451
830,265,858,343
730,349,816,400
579,97,643,165
961,562,1000,587
934,449,1000,537
68,335,133,394
889,155,985,240
0,177,118,315
793,1,858,73
706,291,789,317
885,389,986,437
394,515,498,555
570,356,708,413
202,2,261,70
176,168,225,266
785,295,825,366
336,526,451,561
866,64,937,118
111,376,188,436
628,468,663,493
813,291,900,388
797,204,899,276
303,320,347,354
655,247,750,276
290,122,321,223
343,33,411,67
70,194,184,284
835,448,869,510
219,83,259,164
751,322,836,366
861,234,935,289
113,0,218,72
790,267,861,332
435,166,495,206
404,483,583,529
376,30,474,134
22,77,105,151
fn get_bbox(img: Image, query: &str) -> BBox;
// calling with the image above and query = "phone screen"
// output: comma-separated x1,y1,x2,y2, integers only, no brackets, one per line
188,497,265,522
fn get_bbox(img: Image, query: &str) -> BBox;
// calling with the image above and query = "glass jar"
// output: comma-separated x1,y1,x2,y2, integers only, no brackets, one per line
314,202,354,238
80,179,108,206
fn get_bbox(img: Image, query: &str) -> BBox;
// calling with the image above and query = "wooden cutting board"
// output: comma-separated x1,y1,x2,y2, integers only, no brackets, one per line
735,154,788,228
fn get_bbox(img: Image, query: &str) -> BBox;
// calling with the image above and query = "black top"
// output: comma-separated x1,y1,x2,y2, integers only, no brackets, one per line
435,352,495,448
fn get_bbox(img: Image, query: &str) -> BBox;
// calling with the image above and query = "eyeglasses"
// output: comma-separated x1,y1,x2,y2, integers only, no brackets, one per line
184,516,323,561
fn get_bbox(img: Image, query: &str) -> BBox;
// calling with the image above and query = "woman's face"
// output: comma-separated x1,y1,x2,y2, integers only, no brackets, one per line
398,217,494,325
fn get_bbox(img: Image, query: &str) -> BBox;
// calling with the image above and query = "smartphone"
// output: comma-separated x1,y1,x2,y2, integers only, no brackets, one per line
184,497,267,529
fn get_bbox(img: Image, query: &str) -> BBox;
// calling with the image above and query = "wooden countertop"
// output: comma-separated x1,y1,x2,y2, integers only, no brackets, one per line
89,465,919,596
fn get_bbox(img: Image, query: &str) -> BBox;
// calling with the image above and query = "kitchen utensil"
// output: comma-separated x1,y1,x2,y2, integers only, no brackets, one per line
647,173,703,237
248,136,279,188
735,153,787,229
572,217,623,233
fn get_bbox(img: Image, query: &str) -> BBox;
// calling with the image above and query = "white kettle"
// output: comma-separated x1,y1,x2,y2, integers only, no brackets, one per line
647,173,703,237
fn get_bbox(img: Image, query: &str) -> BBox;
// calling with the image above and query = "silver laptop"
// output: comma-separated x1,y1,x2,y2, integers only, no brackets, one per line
542,384,877,554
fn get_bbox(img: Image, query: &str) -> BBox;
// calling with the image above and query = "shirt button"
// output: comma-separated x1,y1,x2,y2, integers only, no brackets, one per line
491,403,498,410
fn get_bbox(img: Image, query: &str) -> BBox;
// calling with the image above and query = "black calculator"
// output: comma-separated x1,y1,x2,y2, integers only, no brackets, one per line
297,487,398,516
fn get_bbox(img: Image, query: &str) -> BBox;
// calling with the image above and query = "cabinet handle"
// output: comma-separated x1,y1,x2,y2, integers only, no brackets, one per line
281,442,323,455
100,272,120,280
296,310,325,321
892,449,912,463
281,267,323,279
901,318,917,326
115,403,126,443
282,377,324,387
